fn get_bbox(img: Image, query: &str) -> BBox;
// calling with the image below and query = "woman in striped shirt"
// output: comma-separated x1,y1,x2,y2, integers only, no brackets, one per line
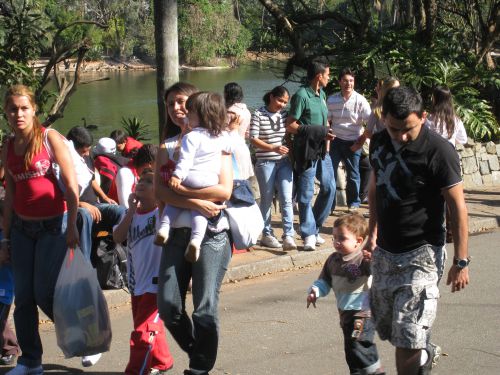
250,86,297,250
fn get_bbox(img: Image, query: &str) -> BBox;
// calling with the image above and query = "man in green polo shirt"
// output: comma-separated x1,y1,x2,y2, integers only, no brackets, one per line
286,61,335,251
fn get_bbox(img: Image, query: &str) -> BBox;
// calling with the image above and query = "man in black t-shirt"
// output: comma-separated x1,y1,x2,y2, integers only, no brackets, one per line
365,87,469,374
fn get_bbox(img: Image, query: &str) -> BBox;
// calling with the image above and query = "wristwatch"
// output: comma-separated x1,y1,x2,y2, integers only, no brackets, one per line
453,257,470,270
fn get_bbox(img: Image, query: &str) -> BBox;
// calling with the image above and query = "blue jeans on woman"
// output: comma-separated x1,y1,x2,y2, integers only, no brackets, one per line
254,158,294,238
330,138,362,209
296,154,336,239
157,228,231,374
10,213,68,367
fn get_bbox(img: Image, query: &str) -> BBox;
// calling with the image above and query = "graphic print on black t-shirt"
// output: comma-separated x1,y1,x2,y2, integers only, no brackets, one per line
370,145,417,205
369,127,462,253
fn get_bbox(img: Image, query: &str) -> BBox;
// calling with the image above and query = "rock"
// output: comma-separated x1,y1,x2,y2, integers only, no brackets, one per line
472,171,483,185
492,171,500,185
463,174,479,188
482,174,493,186
488,155,500,171
455,143,465,152
465,138,475,147
462,157,478,174
479,160,490,175
496,144,500,156
460,148,474,158
486,142,497,154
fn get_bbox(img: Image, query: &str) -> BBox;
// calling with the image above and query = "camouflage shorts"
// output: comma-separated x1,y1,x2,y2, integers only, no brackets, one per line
370,244,446,349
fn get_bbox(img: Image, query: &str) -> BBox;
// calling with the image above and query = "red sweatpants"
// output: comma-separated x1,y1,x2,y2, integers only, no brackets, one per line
125,293,174,375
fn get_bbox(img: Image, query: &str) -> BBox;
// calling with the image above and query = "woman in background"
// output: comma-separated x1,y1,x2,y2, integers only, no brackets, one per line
250,86,296,250
427,86,467,146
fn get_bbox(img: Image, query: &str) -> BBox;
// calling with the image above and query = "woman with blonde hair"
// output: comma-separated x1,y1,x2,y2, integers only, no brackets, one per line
350,77,399,203
0,85,79,374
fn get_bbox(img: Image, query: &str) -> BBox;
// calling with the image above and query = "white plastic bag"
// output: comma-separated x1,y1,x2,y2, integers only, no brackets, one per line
53,248,112,358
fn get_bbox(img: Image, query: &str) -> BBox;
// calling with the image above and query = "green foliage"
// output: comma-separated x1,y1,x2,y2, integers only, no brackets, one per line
121,116,151,142
322,27,499,142
179,0,252,66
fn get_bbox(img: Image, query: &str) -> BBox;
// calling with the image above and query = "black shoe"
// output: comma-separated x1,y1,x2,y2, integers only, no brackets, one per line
0,353,16,365
418,343,441,374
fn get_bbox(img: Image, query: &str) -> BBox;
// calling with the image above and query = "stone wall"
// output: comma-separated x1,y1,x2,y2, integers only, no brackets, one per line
457,139,500,188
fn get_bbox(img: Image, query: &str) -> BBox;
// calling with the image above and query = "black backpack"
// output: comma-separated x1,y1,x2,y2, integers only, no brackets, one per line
94,236,128,290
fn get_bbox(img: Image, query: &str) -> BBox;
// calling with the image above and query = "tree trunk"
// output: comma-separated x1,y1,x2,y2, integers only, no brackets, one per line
154,0,179,139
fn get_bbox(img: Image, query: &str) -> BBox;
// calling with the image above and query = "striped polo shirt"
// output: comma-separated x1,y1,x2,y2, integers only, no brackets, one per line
250,106,288,160
327,91,371,141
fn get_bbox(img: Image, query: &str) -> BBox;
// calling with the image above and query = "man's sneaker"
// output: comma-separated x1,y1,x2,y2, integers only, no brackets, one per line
282,236,297,250
154,227,170,246
418,343,441,375
185,240,201,263
303,235,316,251
316,234,326,245
82,353,102,367
6,364,43,375
348,205,359,213
260,235,281,248
150,366,173,375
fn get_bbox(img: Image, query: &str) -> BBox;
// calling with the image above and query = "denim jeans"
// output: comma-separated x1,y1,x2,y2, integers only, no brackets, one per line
330,138,362,208
254,158,295,238
157,228,231,373
10,213,68,367
77,203,125,261
296,154,335,238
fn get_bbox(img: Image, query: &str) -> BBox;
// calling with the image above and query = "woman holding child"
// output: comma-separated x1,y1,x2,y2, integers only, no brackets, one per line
0,85,79,375
155,82,233,375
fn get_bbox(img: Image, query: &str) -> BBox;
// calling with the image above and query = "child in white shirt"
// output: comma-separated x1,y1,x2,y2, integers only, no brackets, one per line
154,92,230,263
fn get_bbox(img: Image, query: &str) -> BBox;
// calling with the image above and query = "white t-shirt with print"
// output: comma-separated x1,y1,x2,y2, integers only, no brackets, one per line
118,207,162,296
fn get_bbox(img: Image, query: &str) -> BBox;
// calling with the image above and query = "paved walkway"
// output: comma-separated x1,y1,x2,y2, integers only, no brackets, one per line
101,185,500,307
224,185,500,282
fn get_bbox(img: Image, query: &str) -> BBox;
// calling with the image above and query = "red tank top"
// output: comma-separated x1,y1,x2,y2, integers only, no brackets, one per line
7,135,67,217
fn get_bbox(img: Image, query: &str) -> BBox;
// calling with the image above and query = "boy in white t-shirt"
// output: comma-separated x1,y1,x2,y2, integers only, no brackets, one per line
113,169,174,375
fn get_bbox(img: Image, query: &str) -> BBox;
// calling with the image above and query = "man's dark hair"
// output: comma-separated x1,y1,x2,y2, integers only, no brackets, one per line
306,60,328,82
66,126,93,149
338,67,355,81
110,129,127,144
133,144,157,168
223,82,244,107
382,86,424,120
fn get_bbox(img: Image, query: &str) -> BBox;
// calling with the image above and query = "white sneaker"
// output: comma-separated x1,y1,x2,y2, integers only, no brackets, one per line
282,236,297,250
316,234,326,245
154,227,170,246
260,235,282,248
185,239,201,263
82,353,102,367
303,235,316,251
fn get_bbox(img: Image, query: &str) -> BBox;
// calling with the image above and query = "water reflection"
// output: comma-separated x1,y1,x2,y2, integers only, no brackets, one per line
50,62,300,143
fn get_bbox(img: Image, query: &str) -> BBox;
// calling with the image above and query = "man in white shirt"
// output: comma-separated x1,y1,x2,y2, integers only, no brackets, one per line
327,68,371,211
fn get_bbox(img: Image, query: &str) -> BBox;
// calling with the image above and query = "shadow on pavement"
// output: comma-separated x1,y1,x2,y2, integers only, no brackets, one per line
0,363,123,374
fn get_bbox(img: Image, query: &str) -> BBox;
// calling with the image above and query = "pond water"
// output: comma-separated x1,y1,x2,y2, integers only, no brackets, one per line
50,61,301,143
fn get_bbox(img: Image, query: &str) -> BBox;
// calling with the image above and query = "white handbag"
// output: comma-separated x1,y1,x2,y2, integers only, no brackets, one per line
225,200,263,250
